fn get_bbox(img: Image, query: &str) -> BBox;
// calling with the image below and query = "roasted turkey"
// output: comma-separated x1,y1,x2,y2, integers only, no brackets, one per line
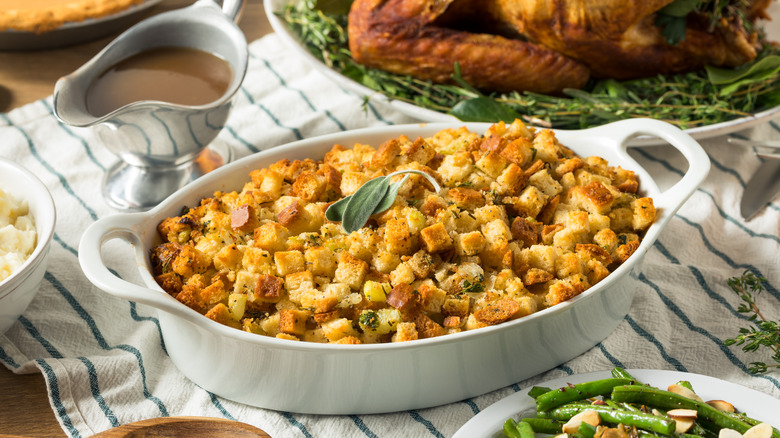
348,0,773,94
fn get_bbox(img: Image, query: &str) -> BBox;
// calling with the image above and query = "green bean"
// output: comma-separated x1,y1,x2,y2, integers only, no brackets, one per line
544,403,676,435
577,421,597,438
611,385,754,433
528,386,552,399
504,419,522,438
676,380,695,391
535,378,637,411
514,419,535,438
611,367,638,381
520,417,562,434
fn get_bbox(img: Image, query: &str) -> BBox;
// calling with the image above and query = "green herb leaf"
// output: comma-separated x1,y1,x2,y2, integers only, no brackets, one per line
658,0,699,17
326,169,442,233
655,13,688,45
325,195,351,222
313,0,353,15
341,176,390,233
449,96,522,123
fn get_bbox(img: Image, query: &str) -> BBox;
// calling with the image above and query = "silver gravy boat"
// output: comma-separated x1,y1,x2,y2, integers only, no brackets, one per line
53,0,248,211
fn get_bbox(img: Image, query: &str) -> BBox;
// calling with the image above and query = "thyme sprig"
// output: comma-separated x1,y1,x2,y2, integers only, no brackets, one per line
724,271,780,374
282,0,780,130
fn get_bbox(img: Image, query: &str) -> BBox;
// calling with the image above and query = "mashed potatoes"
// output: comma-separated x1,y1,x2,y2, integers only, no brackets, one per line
0,189,37,282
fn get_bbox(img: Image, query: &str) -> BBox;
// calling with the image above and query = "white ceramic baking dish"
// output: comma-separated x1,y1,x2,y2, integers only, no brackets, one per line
78,118,709,414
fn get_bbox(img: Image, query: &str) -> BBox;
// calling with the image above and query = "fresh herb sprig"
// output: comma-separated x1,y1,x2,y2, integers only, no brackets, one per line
282,0,780,130
724,271,780,374
325,169,440,233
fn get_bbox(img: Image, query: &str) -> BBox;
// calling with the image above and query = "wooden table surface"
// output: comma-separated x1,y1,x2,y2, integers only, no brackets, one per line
0,1,272,436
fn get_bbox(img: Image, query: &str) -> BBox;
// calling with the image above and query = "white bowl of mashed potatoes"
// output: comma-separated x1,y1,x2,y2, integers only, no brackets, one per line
79,119,709,414
0,157,56,335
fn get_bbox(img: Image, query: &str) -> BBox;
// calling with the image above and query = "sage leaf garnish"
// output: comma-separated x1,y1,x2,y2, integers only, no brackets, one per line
341,176,390,233
325,195,351,222
326,169,441,233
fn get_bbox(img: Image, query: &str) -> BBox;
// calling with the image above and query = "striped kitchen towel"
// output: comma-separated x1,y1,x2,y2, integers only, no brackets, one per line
1,33,780,438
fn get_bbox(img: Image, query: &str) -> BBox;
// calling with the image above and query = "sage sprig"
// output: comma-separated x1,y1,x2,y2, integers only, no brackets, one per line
325,169,441,233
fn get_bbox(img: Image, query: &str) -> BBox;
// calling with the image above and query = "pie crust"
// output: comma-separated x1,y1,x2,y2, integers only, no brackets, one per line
0,0,145,34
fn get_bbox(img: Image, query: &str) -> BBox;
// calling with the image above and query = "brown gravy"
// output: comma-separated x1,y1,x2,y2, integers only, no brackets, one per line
86,46,233,117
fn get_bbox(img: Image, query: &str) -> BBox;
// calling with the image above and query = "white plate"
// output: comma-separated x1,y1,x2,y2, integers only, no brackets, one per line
0,0,163,50
453,369,780,438
265,0,780,144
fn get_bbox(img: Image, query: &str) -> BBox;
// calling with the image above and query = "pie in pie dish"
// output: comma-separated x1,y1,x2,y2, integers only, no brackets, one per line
0,0,145,34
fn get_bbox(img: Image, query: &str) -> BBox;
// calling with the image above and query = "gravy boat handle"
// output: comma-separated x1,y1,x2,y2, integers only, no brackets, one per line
197,0,245,22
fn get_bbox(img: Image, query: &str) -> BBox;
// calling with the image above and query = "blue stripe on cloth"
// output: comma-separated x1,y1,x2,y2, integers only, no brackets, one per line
624,315,687,372
239,88,303,141
45,272,170,417
19,315,63,358
36,358,81,438
78,357,120,427
0,113,99,221
673,216,780,300
0,346,20,368
255,55,348,131
597,342,624,369
128,302,167,354
223,125,260,154
635,149,780,245
41,101,106,172
282,411,313,438
329,83,395,126
349,415,379,438
408,410,445,438
638,273,780,390
460,399,480,415
207,391,236,420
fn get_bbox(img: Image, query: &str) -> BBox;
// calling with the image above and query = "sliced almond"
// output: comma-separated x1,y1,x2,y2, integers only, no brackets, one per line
719,428,744,438
562,410,600,434
667,384,704,402
744,423,774,438
706,400,736,413
674,417,695,434
667,408,698,418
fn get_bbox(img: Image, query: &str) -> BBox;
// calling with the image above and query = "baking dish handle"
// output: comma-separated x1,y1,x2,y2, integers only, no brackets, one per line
585,118,710,211
78,214,200,322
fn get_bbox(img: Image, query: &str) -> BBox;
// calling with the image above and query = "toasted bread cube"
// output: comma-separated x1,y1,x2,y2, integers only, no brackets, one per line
499,137,534,167
475,150,508,178
608,207,633,232
274,250,304,276
403,137,437,164
418,283,447,313
200,279,228,306
252,274,284,303
528,169,563,197
280,309,311,336
496,163,528,196
446,187,486,210
334,252,369,290
442,295,471,317
241,246,273,274
340,171,370,196
204,303,240,329
455,231,486,256
172,245,210,277
632,197,655,230
384,217,413,255
321,317,359,342
304,246,336,277
514,186,549,218
291,171,326,202
569,181,615,215
213,244,243,271
390,261,416,286
253,222,289,252
406,250,434,278
371,138,402,168
391,322,419,342
438,151,474,185
420,222,453,253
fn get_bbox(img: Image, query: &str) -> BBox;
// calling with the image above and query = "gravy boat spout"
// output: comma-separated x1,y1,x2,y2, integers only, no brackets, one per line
53,0,248,211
